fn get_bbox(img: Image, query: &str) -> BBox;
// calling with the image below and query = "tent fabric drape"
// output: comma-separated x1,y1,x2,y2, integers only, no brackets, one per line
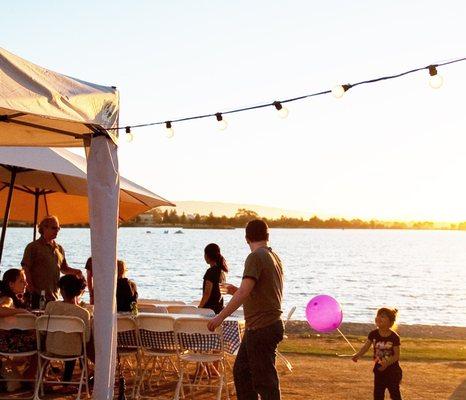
87,136,119,399
0,47,122,399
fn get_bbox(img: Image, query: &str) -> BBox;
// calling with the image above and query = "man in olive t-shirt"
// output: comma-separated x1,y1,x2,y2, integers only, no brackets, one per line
21,215,83,308
208,219,284,400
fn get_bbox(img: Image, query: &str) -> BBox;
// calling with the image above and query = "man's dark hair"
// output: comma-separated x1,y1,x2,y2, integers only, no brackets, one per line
245,219,269,242
59,274,86,299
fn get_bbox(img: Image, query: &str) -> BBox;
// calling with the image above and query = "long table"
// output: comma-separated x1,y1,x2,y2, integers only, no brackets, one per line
117,312,245,355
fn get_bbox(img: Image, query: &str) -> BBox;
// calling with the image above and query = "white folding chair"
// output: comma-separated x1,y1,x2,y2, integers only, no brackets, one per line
135,314,178,398
277,306,296,372
174,317,229,400
137,304,168,314
34,315,89,400
0,314,37,399
117,315,141,398
167,305,215,317
139,300,186,305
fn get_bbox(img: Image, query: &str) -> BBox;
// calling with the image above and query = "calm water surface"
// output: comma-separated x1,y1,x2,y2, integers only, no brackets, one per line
1,228,465,326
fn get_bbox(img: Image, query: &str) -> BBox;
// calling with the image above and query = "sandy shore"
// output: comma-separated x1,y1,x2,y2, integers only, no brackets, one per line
287,321,466,340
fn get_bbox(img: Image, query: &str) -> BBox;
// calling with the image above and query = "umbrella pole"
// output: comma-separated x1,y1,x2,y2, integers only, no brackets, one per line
0,169,17,265
33,189,39,241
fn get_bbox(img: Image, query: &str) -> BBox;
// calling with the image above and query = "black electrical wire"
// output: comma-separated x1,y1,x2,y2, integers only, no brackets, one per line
103,56,466,133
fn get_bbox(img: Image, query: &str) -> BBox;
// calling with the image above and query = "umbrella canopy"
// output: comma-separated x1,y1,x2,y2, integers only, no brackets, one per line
0,147,174,224
0,47,118,146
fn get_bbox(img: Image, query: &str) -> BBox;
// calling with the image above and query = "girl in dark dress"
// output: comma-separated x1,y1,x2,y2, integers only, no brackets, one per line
198,243,228,314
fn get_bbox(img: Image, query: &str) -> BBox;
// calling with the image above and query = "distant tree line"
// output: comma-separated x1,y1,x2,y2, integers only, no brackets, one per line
124,208,466,230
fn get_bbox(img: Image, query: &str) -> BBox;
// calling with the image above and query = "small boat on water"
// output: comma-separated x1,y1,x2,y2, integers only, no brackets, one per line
174,229,184,234
163,230,169,234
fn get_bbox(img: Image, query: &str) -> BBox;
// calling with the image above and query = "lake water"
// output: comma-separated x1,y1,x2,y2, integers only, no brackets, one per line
1,227,465,327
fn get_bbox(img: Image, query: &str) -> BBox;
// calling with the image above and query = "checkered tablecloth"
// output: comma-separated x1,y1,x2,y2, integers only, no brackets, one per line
222,319,245,355
117,318,244,355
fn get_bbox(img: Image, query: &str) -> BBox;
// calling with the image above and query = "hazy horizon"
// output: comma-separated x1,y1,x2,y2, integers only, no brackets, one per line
161,199,464,224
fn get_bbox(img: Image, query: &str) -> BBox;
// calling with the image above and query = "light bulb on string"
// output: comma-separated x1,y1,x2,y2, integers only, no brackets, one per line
165,121,174,138
332,84,351,99
273,101,289,118
215,113,228,130
428,65,443,89
124,126,133,143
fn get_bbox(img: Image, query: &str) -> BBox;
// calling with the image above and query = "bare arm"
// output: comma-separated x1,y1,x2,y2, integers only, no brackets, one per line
22,266,36,294
0,307,30,317
60,263,83,278
207,278,255,331
352,339,372,362
198,280,213,308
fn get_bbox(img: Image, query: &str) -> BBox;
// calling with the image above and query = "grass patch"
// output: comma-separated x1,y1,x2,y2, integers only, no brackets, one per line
279,335,466,362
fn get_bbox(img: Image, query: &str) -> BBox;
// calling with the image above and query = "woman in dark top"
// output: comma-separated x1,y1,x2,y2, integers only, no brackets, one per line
116,260,138,312
85,258,137,311
198,243,228,314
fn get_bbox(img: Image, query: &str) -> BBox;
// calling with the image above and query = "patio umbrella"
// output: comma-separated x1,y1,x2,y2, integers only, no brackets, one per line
0,146,174,262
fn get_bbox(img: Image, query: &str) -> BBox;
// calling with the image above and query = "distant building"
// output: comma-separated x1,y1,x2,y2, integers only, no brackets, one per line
138,213,153,224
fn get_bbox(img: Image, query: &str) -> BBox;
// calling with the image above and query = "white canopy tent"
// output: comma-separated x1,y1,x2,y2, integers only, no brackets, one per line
0,46,122,399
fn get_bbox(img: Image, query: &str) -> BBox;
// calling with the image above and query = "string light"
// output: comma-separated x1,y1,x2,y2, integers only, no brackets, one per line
215,113,228,130
332,84,351,99
273,101,289,118
124,126,133,142
428,65,443,89
97,56,465,137
165,121,174,138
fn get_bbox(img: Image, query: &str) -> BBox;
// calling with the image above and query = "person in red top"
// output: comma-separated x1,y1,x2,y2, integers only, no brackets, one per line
352,307,403,400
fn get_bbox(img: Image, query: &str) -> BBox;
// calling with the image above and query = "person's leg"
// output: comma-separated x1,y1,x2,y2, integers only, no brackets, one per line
247,320,284,400
373,373,386,400
233,332,258,400
63,360,76,382
386,368,403,400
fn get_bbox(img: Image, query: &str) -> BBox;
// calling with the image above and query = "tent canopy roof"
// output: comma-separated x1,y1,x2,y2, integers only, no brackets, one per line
0,47,119,147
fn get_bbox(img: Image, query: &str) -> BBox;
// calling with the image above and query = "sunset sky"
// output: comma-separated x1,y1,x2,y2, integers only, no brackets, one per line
3,1,466,221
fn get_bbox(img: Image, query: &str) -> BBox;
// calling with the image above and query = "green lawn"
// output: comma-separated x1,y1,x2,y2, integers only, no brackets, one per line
279,335,466,362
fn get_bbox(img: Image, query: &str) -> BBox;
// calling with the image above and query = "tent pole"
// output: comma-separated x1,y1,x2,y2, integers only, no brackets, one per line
0,168,17,265
33,189,39,241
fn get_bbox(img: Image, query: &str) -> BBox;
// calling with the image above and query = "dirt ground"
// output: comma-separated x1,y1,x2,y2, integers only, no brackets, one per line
4,354,465,399
4,322,465,399
278,354,466,400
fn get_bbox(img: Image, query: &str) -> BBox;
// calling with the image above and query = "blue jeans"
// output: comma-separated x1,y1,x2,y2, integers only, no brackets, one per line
233,320,284,400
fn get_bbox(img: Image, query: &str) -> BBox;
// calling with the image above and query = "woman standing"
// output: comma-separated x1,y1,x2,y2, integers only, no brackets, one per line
198,243,228,314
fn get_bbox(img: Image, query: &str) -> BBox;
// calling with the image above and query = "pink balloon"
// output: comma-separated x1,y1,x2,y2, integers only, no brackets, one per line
306,295,343,333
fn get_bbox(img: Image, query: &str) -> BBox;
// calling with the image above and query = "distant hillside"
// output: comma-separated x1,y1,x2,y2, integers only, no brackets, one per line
160,200,312,219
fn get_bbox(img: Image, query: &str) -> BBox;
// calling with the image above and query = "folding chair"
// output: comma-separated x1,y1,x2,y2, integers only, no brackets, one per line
117,315,141,398
135,314,178,398
139,300,186,305
174,317,229,400
277,306,296,372
0,314,37,399
167,306,214,316
33,315,89,400
137,304,168,314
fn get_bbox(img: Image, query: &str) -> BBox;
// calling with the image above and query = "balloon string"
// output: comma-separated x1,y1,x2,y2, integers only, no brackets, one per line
337,328,356,352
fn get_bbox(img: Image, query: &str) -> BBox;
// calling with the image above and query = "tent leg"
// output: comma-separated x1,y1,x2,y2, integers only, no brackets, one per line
0,169,17,265
33,189,39,241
